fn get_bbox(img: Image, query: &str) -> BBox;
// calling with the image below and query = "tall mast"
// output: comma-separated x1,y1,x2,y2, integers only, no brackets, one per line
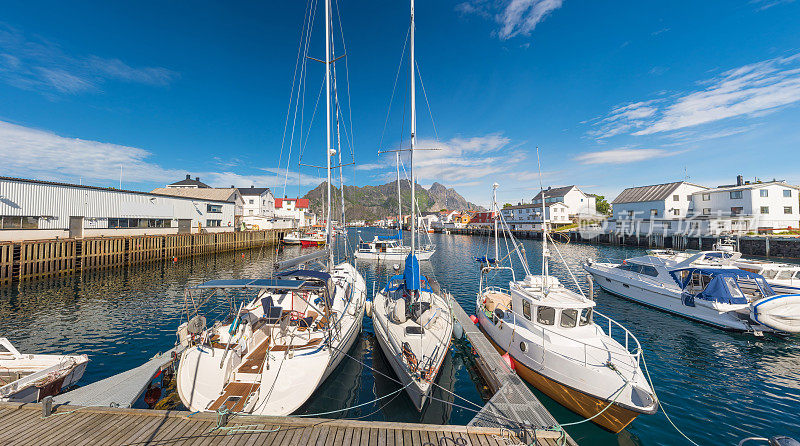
536,147,549,287
397,152,402,238
324,0,333,267
409,0,416,255
493,182,499,262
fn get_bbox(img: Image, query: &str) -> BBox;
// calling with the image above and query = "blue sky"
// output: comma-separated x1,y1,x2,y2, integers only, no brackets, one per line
1,0,799,207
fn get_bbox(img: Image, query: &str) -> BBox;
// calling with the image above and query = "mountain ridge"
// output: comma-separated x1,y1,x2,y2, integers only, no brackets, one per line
302,181,484,221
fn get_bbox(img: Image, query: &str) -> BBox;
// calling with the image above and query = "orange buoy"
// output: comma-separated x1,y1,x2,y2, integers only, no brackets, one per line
469,315,479,324
502,353,515,370
242,253,245,258
172,257,177,263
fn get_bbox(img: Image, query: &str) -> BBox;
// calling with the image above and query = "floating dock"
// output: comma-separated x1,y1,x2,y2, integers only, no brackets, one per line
0,402,570,445
449,295,577,446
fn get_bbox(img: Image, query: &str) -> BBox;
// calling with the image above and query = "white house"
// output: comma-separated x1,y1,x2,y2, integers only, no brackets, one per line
688,177,800,233
532,186,598,218
1,176,236,241
239,187,275,217
274,198,316,227
610,181,708,235
500,202,570,230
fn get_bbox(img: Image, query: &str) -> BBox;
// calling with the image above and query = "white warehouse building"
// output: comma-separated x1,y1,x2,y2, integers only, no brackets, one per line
0,176,236,241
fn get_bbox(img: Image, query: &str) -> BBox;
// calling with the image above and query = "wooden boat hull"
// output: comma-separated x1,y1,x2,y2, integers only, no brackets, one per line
484,333,643,433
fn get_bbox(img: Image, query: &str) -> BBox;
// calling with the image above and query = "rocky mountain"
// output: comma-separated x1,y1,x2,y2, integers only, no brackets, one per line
302,181,484,221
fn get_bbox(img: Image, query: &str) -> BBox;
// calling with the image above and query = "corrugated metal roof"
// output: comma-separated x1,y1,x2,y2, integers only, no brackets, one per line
612,181,705,204
151,187,238,202
0,176,231,203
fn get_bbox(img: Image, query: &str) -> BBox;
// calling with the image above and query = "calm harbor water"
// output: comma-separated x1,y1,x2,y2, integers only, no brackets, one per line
1,228,798,445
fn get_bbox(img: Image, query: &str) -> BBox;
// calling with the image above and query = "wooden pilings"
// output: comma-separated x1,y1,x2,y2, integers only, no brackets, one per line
1,229,286,286
0,243,12,286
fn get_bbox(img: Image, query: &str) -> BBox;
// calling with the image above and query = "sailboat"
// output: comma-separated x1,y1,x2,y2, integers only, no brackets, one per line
475,181,657,433
174,0,367,416
370,0,453,411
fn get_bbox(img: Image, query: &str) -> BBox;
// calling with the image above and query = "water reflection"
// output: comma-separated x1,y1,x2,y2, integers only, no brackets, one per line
0,228,797,445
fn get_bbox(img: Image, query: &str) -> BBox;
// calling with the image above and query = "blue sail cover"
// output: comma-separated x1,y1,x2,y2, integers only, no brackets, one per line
378,227,403,241
473,256,497,264
669,268,770,305
404,253,421,290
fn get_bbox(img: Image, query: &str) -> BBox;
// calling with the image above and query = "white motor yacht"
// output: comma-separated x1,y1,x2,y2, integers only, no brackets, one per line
369,1,452,411
583,252,800,334
476,183,656,433
0,338,89,403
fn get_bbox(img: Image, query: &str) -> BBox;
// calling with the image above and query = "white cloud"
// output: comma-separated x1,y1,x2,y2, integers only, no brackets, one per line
574,147,681,165
588,53,800,138
0,120,314,191
0,23,177,96
354,163,383,171
750,0,796,10
455,0,564,40
499,0,564,39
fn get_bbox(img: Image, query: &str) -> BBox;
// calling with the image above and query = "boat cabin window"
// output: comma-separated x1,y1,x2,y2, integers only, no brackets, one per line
560,309,578,328
724,277,744,299
776,270,794,280
616,263,659,277
761,270,778,280
794,271,800,280
536,306,555,325
579,308,593,326
522,300,532,320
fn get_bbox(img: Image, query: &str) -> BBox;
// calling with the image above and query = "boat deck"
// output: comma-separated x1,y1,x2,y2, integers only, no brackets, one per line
448,294,578,446
0,402,567,446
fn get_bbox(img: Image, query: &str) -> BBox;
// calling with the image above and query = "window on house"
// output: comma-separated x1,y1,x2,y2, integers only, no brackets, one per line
249,210,254,215
627,210,634,218
761,206,769,214
21,217,39,229
730,191,743,199
522,300,531,320
207,204,223,213
731,207,743,216
650,209,658,216
760,189,769,197
1,216,21,229
664,222,672,229
784,190,793,198
703,208,711,215
206,219,222,227
673,209,680,216
687,195,692,201
536,306,555,325
785,207,793,214
147,219,172,228
249,199,254,204
673,195,680,201
702,193,710,201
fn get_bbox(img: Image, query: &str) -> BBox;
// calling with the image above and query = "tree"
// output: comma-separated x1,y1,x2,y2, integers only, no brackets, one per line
595,195,611,215
502,203,514,208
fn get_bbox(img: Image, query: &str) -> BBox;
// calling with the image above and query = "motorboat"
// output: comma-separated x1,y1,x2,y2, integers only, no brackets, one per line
0,338,89,403
583,252,800,334
283,231,303,245
354,153,434,261
176,0,367,415
300,231,326,247
475,183,657,433
369,1,453,411
648,243,800,295
176,264,366,415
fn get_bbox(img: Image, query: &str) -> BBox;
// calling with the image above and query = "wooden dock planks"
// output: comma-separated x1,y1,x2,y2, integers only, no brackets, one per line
0,402,546,446
0,242,11,286
18,239,77,281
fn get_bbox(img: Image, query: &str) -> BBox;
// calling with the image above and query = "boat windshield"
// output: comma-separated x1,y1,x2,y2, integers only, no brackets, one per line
795,271,800,280
762,270,778,279
776,270,795,280
724,276,745,299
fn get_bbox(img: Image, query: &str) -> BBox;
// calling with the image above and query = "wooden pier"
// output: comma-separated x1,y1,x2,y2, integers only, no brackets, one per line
0,402,569,446
0,229,287,287
449,296,577,446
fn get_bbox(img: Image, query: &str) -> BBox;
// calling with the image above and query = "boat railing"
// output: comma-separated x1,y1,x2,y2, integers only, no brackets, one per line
504,307,643,375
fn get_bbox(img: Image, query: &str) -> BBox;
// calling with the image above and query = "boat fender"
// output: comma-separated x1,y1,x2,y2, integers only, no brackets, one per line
453,320,464,339
469,315,479,324
502,353,515,370
365,300,372,318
